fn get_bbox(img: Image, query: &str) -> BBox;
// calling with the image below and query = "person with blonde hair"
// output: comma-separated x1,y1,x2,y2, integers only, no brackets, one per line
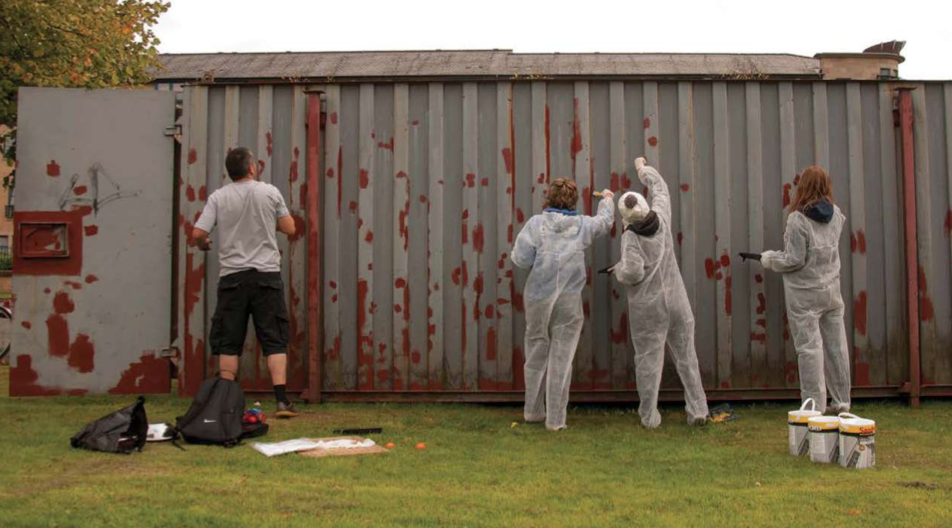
511,178,614,430
759,166,851,414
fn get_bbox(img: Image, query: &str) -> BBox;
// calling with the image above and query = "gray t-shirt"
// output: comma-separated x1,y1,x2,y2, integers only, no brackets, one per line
195,180,291,277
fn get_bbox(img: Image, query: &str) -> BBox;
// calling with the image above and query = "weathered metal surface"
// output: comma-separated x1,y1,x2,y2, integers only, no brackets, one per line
156,51,823,83
12,87,175,395
176,80,952,401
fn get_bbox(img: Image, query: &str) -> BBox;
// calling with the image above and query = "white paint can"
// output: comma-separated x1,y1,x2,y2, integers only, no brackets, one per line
838,413,876,469
808,416,840,464
788,398,822,456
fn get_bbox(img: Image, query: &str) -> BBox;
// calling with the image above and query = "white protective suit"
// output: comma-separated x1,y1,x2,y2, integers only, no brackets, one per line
613,165,709,428
760,200,851,414
511,197,614,430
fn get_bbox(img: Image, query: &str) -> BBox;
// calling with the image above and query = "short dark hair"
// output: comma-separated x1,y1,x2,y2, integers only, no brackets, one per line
225,148,254,180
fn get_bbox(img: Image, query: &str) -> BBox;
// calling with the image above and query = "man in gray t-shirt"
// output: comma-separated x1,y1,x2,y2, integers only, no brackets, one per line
191,147,299,418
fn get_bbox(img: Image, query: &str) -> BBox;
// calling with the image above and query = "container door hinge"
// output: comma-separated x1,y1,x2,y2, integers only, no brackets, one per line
164,125,182,137
159,346,180,359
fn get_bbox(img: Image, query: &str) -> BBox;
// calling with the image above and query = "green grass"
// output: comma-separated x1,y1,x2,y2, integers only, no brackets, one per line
1,365,950,528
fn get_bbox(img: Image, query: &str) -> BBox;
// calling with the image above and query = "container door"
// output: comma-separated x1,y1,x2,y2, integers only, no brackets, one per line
10,87,176,395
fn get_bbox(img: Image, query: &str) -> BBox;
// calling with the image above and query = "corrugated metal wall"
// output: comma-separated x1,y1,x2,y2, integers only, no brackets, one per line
179,85,309,393
181,80,952,399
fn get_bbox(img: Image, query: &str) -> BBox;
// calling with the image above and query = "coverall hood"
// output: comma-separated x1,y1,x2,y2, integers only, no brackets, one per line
803,199,834,224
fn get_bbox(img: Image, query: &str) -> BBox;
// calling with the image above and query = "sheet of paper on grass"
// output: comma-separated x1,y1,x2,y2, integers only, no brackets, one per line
251,437,383,457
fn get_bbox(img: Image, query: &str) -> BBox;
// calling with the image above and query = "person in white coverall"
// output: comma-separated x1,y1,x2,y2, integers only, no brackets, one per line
511,178,614,431
612,158,709,428
759,165,851,414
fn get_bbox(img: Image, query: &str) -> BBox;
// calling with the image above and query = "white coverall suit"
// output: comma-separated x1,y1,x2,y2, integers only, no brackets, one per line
511,198,614,430
761,201,851,414
613,165,709,428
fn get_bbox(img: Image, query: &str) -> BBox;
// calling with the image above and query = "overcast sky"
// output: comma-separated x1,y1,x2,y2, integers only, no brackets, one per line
154,0,952,80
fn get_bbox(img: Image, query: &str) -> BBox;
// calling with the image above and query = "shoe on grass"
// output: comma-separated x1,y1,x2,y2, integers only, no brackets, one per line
276,401,299,419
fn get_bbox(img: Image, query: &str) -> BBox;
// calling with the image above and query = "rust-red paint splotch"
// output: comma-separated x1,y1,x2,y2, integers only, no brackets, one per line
109,353,169,394
680,184,690,192
750,332,767,344
73,185,88,196
186,185,196,202
46,160,61,177
46,314,69,357
472,223,485,253
782,183,792,208
84,274,98,284
647,137,658,147
187,148,198,165
21,321,32,329
67,334,95,373
377,138,394,151
704,258,717,279
53,291,75,314
11,356,65,396
199,185,207,202
288,213,306,242
502,148,514,175
756,292,766,315
289,147,300,183
358,169,370,189
570,98,583,175
676,232,683,246
854,359,871,387
854,291,868,336
643,117,651,129
857,230,866,254
610,172,620,193
720,253,731,268
84,225,98,237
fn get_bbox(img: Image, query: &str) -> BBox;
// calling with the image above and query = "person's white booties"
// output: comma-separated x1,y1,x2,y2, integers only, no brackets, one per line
618,191,649,227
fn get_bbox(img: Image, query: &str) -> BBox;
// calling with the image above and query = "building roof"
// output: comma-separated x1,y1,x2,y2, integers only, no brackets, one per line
155,50,822,82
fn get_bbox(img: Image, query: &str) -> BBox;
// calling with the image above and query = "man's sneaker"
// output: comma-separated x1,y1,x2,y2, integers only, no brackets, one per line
276,401,299,419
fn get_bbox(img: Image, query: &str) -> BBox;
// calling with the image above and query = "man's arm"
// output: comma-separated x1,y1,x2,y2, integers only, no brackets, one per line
271,186,296,237
191,227,212,251
277,214,296,237
192,194,217,251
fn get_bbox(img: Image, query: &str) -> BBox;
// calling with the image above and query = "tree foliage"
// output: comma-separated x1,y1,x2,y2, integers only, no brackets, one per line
0,0,170,186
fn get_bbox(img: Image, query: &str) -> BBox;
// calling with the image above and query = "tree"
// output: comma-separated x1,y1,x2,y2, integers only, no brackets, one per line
0,0,170,188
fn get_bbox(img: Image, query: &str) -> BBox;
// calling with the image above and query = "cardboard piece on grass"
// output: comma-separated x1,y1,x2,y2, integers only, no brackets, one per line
298,436,390,458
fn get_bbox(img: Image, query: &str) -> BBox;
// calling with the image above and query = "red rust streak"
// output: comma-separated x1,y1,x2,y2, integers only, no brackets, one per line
854,291,868,335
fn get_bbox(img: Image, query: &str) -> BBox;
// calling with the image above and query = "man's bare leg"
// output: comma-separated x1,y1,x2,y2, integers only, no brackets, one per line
267,353,287,385
219,355,239,380
267,353,297,418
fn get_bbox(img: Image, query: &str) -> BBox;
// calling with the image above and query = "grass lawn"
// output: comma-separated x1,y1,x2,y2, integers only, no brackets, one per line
1,365,950,528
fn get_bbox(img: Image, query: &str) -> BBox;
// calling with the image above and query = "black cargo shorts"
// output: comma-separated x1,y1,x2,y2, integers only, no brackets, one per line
209,269,290,356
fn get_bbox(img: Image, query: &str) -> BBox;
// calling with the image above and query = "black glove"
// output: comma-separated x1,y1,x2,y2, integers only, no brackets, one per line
739,252,761,262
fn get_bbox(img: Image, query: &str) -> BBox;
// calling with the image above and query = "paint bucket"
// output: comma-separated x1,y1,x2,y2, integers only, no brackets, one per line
808,416,840,464
838,413,876,469
788,398,821,456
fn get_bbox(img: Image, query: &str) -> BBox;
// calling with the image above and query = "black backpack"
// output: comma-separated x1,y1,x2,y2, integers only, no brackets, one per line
175,377,247,447
71,397,149,454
